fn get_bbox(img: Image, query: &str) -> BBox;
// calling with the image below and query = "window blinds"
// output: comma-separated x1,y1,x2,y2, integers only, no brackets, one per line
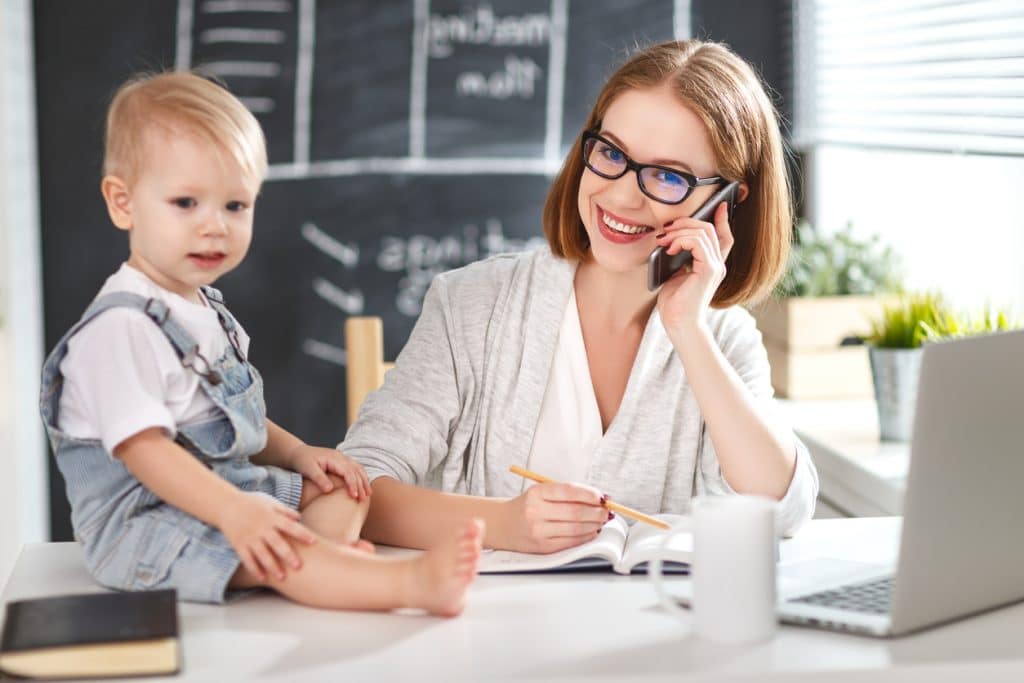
792,0,1024,155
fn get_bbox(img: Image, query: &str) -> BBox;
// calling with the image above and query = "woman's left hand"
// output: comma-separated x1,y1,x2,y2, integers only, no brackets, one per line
654,199,735,334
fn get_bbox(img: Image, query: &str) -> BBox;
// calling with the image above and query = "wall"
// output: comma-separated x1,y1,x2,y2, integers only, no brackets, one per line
0,0,48,591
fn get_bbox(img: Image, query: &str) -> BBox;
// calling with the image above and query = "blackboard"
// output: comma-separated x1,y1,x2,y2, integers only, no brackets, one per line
35,0,789,539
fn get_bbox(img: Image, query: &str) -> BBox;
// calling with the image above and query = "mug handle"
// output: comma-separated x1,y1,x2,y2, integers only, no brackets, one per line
649,517,693,619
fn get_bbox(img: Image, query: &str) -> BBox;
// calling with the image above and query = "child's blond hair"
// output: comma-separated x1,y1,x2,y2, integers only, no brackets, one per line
103,71,267,186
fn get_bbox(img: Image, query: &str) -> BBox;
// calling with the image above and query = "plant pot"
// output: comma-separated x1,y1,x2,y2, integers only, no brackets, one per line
868,346,923,442
749,295,892,399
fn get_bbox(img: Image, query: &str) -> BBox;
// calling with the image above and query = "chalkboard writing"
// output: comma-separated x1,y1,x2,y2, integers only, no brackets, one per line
36,0,788,539
164,0,678,439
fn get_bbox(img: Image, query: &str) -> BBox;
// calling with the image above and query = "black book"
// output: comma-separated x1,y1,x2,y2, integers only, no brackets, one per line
0,589,180,680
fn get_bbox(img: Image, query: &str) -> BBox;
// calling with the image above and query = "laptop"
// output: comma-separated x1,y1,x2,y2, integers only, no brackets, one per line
777,328,1024,637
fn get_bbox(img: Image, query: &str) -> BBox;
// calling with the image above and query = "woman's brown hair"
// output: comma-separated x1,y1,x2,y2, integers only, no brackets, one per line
542,39,793,307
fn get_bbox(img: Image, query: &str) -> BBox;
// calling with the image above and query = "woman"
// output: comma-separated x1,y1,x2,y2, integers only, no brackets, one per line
341,39,818,553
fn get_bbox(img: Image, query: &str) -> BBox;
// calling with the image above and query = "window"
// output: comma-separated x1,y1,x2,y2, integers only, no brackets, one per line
793,0,1024,156
791,0,1024,311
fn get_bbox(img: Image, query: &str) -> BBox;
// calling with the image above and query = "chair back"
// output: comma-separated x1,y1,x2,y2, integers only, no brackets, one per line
344,316,394,424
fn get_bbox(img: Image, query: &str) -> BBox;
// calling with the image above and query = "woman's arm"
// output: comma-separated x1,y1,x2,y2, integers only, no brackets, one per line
361,476,609,553
360,477,510,549
655,200,798,500
671,322,796,500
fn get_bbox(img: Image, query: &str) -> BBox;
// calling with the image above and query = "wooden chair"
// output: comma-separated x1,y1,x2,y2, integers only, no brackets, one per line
343,316,394,425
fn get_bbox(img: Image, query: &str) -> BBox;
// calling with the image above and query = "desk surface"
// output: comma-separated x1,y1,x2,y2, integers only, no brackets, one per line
3,517,1024,683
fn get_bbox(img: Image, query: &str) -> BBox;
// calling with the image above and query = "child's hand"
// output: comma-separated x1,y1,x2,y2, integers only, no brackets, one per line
219,493,317,582
286,444,372,501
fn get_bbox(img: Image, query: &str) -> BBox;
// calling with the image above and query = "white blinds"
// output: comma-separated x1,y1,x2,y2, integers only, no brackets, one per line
792,0,1024,155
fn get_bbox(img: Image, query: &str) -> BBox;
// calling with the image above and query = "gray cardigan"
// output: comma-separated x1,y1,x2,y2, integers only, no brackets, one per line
340,248,818,535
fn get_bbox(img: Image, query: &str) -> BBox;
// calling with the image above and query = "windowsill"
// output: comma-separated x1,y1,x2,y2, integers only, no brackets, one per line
778,399,908,517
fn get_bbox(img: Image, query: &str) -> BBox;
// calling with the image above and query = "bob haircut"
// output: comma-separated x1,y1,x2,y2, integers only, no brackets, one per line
103,71,268,186
543,39,794,307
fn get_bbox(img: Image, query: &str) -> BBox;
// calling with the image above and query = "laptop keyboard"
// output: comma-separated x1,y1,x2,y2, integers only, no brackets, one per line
790,576,894,615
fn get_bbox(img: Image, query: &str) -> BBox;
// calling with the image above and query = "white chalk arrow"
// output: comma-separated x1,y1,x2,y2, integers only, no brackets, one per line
302,222,360,268
313,278,364,314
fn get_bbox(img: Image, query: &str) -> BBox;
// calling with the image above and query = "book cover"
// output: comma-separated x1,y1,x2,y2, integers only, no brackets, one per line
0,589,180,679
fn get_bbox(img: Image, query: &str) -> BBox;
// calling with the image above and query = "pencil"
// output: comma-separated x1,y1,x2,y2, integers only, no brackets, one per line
508,465,671,530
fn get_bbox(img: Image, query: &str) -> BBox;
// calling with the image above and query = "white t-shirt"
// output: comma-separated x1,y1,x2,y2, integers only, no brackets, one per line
57,263,251,454
524,287,603,485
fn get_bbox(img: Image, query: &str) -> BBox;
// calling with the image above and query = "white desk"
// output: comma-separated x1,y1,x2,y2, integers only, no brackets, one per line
4,517,1024,682
780,400,909,517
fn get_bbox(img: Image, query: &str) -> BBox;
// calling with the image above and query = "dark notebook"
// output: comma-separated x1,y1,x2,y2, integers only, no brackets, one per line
0,589,180,680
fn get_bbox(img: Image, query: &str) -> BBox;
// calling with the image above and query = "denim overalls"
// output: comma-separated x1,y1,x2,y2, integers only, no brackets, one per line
39,287,302,603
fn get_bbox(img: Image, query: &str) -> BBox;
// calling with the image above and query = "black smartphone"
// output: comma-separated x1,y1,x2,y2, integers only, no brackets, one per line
646,181,741,291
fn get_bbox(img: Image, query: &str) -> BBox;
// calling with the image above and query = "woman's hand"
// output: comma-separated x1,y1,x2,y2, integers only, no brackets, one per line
218,492,317,582
285,444,372,501
503,482,611,553
654,199,735,335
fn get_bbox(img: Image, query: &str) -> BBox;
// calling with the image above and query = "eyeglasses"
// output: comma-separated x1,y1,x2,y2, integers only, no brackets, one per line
581,131,724,205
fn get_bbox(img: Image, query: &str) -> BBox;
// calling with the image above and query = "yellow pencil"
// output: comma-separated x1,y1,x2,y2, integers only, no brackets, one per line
509,465,671,530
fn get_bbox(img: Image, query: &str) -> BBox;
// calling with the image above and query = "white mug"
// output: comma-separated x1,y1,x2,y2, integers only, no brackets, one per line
650,495,778,644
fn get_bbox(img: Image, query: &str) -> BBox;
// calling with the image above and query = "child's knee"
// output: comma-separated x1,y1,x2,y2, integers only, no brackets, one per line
299,473,352,509
300,481,370,545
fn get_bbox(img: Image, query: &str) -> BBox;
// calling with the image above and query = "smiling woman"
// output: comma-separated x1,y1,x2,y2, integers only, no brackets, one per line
341,39,819,555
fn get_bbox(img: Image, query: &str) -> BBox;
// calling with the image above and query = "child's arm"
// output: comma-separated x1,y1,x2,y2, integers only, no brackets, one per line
252,419,371,501
115,428,317,581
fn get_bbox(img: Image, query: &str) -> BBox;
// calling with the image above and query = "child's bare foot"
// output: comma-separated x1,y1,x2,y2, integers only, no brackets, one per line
409,518,484,617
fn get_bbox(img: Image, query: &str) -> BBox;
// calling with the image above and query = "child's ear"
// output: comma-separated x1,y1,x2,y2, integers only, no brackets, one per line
101,175,133,230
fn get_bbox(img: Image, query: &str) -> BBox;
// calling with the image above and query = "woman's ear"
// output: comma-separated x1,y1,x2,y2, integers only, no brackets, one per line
736,182,750,204
101,175,133,230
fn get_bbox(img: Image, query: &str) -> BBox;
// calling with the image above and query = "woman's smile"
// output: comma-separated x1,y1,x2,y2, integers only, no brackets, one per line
597,205,654,244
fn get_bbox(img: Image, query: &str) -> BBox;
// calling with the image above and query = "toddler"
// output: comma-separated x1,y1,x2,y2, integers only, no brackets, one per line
39,71,482,614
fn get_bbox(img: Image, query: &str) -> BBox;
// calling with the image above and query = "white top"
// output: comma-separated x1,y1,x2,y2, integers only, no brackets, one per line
524,287,603,484
57,263,251,454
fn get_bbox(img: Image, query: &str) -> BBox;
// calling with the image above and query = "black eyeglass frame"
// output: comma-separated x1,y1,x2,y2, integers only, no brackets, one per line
580,131,724,205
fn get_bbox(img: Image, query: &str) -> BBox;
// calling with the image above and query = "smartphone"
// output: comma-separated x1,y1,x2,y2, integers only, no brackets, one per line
646,181,741,291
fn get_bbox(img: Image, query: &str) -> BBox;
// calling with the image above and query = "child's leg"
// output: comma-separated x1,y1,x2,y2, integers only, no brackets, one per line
231,518,484,616
298,474,369,547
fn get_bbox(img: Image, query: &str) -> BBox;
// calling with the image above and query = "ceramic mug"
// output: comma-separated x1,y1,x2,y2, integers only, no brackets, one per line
650,494,778,644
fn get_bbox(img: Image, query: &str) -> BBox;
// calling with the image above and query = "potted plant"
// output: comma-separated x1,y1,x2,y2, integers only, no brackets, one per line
865,295,1018,441
750,221,902,399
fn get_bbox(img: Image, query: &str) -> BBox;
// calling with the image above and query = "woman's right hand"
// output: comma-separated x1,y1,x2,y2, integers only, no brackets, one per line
218,492,318,582
504,482,611,553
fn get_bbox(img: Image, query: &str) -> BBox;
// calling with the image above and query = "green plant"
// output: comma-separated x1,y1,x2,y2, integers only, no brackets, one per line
866,294,1020,348
865,292,952,349
777,221,902,297
918,305,1019,342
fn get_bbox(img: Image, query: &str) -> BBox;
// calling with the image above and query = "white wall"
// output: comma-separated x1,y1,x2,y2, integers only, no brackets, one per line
1,0,48,591
805,144,1024,313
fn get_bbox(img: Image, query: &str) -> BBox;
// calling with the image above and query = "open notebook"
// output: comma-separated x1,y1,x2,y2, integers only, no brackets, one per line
479,513,691,574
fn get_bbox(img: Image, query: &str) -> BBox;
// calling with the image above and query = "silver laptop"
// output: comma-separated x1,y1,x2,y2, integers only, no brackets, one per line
777,328,1024,637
